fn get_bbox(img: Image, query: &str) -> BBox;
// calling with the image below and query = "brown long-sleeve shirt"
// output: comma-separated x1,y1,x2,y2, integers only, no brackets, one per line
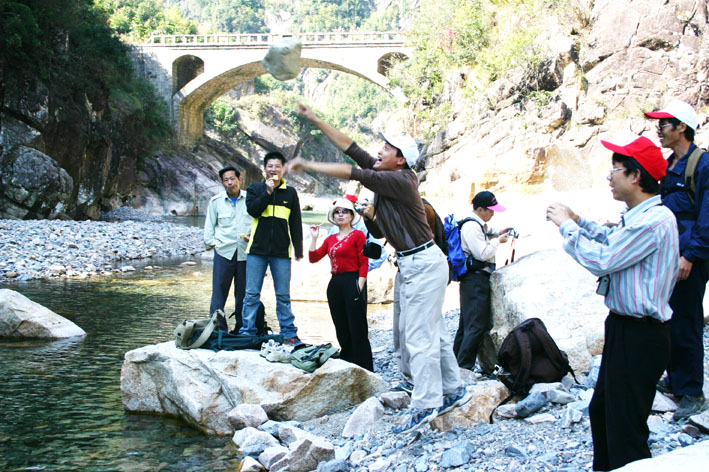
346,142,433,252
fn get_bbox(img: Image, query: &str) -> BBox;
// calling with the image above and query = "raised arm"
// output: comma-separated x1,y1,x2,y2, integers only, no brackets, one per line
296,103,353,151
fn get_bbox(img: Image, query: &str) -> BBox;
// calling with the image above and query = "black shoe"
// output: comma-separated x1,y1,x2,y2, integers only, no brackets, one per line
656,378,673,395
673,395,706,421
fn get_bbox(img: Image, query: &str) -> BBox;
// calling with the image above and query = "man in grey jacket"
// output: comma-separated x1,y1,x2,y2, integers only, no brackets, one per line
204,166,252,331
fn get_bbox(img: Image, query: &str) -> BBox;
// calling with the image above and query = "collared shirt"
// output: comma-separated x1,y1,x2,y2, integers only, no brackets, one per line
559,195,679,322
660,142,709,263
203,190,252,261
460,214,500,268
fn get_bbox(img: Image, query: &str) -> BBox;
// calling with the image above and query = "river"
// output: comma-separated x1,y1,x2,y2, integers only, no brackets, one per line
0,254,340,471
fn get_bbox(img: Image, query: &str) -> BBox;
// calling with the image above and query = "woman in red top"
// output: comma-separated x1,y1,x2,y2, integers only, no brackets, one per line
309,197,373,371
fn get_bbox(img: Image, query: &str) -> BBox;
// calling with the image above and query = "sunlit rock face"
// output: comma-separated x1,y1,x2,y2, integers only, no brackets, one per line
120,342,388,435
0,289,86,338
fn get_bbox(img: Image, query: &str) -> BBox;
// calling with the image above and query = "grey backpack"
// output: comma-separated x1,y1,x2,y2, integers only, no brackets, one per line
174,309,222,349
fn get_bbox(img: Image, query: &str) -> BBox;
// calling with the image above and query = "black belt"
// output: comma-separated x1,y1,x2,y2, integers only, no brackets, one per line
396,240,435,258
609,311,667,325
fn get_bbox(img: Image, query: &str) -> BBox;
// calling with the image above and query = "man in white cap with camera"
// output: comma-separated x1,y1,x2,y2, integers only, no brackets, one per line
645,101,708,419
287,104,472,433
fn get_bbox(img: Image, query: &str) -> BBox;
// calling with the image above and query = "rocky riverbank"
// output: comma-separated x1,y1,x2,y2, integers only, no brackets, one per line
0,218,203,282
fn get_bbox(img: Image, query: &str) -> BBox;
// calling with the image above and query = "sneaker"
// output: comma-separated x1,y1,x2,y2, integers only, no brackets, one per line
438,385,474,416
673,395,706,421
390,381,415,395
283,336,308,351
393,408,438,434
656,378,673,395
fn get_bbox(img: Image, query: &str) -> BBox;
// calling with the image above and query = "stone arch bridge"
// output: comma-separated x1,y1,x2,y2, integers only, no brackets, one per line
132,32,409,146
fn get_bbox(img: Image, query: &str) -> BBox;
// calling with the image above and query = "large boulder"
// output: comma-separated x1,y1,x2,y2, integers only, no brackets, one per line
0,289,86,338
430,380,509,431
0,146,73,219
120,342,388,435
613,438,709,471
478,249,608,375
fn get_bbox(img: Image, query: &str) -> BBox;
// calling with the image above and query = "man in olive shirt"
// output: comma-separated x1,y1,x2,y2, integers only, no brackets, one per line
287,104,471,434
204,166,252,331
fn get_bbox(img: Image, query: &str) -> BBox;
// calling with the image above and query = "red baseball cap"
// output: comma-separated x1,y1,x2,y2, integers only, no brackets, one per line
600,136,667,180
343,194,358,204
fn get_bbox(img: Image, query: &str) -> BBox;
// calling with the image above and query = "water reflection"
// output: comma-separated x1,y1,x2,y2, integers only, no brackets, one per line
0,259,338,471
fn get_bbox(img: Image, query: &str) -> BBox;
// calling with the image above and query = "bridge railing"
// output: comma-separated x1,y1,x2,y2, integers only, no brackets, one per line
144,31,405,46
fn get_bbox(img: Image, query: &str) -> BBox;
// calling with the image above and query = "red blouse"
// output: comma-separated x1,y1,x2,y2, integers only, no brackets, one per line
309,230,369,278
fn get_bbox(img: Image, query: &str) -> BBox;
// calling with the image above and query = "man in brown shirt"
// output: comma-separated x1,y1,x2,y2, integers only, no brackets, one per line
286,104,472,433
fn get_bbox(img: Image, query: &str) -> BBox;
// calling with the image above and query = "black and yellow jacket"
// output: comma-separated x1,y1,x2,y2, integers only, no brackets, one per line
245,179,303,258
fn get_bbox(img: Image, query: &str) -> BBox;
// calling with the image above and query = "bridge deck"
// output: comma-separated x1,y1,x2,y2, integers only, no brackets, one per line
144,31,405,47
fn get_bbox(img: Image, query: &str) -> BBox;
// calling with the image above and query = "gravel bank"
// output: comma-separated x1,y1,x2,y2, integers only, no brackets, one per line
0,219,203,281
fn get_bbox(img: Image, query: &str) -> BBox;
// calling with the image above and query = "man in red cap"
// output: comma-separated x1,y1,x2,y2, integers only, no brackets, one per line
645,101,708,420
547,136,679,471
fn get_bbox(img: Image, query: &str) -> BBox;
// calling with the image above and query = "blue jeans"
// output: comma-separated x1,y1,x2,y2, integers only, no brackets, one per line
239,254,298,338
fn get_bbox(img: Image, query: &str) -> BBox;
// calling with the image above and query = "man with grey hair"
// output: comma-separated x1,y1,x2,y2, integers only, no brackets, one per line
287,104,472,433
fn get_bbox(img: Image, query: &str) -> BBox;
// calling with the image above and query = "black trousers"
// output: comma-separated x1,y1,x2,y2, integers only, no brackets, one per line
453,271,491,369
667,262,708,396
210,251,246,331
589,313,669,471
327,271,373,371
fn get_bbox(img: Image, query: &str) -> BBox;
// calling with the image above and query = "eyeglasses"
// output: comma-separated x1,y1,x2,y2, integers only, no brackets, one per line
657,123,674,131
333,209,352,215
608,167,625,177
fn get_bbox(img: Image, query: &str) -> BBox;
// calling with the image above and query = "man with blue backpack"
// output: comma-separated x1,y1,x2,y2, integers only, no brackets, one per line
449,191,512,370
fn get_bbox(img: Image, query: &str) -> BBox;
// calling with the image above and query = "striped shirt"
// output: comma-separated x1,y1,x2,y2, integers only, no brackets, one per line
559,195,679,322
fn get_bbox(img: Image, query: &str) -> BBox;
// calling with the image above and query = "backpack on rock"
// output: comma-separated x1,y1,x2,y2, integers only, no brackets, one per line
495,317,576,395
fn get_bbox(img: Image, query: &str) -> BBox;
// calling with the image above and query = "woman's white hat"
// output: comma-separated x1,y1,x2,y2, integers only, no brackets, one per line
327,197,361,225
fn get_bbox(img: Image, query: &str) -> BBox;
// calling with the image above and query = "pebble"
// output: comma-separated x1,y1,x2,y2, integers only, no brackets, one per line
0,219,203,281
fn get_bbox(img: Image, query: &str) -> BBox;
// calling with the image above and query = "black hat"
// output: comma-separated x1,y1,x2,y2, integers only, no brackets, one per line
472,191,506,211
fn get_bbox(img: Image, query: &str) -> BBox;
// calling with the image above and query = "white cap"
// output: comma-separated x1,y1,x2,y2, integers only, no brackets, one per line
644,100,699,130
327,198,361,226
379,132,420,168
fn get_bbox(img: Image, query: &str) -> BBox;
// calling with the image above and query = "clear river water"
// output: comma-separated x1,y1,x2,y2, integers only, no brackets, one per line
0,214,340,471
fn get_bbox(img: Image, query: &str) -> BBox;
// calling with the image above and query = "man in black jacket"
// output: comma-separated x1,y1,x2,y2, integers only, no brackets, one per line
238,151,303,345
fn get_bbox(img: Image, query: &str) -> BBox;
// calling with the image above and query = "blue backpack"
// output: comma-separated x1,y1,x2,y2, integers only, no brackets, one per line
443,215,482,281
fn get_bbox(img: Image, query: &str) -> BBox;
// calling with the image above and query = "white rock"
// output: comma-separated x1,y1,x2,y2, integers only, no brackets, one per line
120,343,387,435
651,392,678,412
49,264,66,274
180,261,197,266
688,410,709,433
479,249,608,375
278,423,318,446
529,382,566,394
546,390,577,404
270,436,335,472
431,381,509,430
379,391,411,410
562,405,583,428
524,413,556,424
228,404,269,430
368,458,391,472
342,397,385,438
0,289,86,338
613,438,709,471
232,427,279,457
495,404,518,418
120,265,135,272
349,449,367,464
239,456,265,471
258,445,288,469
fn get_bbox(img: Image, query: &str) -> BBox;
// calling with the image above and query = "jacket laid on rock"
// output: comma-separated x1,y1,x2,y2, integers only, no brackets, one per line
245,179,303,259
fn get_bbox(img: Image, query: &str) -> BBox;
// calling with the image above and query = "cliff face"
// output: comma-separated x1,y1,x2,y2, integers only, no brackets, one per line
417,0,709,209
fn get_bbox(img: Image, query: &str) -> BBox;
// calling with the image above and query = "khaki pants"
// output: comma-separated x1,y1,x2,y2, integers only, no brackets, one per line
397,244,461,409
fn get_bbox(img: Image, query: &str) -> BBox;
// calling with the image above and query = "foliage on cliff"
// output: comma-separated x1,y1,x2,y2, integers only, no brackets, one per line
0,0,171,157
96,0,198,40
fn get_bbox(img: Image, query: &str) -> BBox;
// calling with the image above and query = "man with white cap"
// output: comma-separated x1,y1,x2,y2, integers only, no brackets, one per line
453,191,510,370
547,136,679,471
288,104,472,433
645,101,708,420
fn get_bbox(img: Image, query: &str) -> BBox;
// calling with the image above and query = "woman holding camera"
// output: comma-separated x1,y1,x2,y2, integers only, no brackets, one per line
309,197,373,371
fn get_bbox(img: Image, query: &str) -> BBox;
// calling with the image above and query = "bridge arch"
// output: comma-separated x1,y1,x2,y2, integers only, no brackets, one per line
172,55,204,94
377,52,408,76
176,57,404,146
